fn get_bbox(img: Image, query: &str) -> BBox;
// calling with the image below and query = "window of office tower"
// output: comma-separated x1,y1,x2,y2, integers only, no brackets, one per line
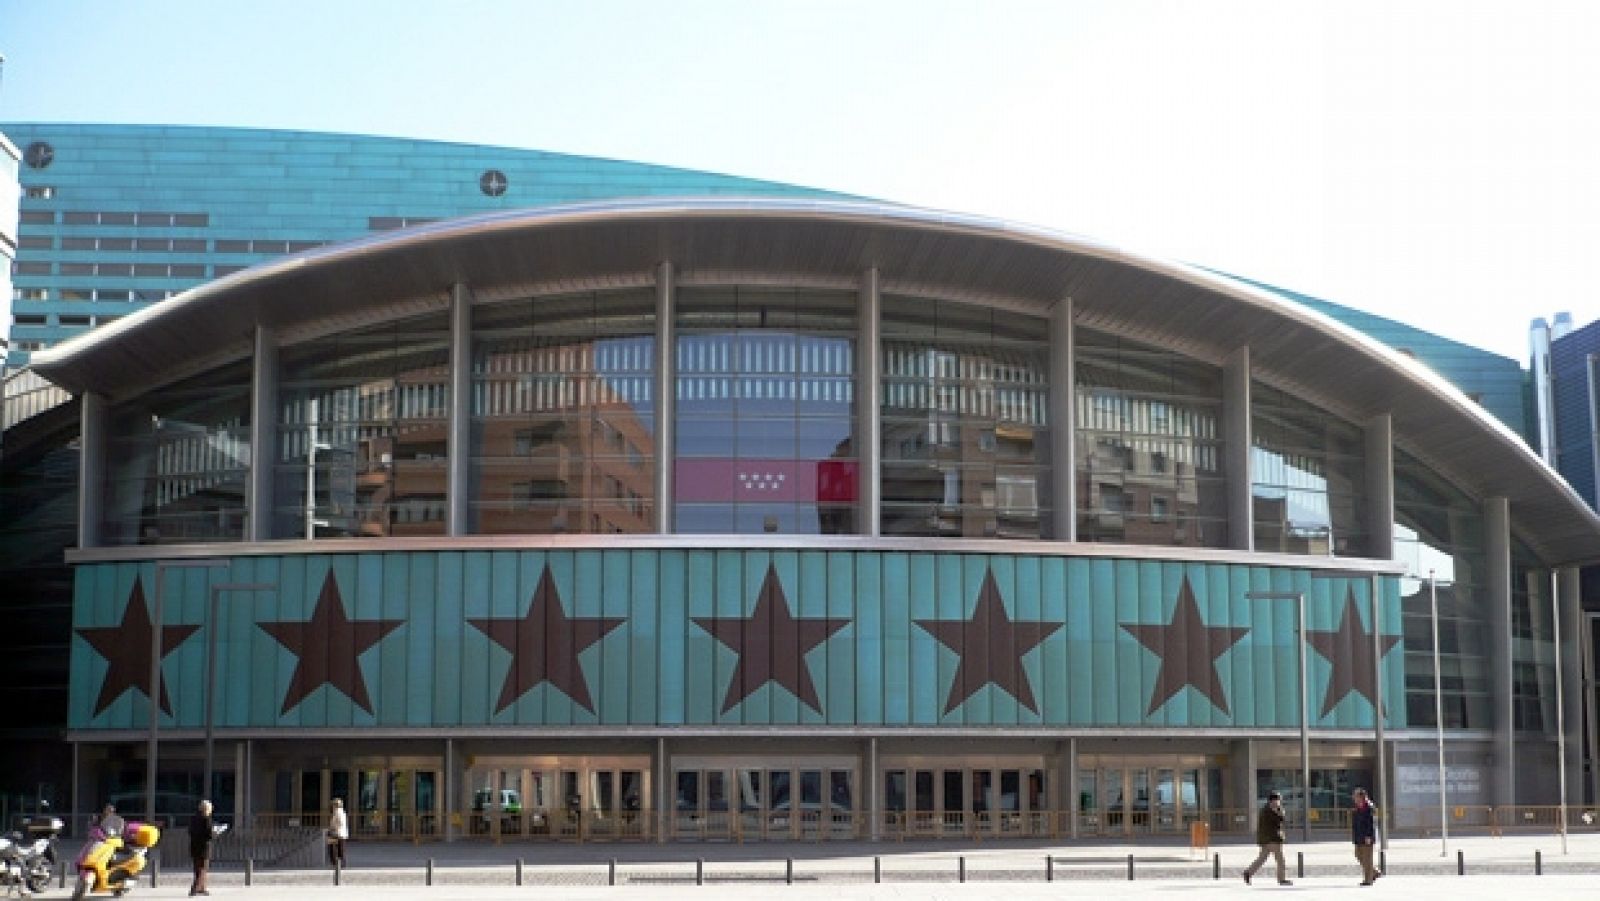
1251,381,1370,556
470,290,657,535
879,296,1050,539
275,312,451,539
102,361,251,545
1393,447,1489,729
1075,328,1227,547
674,287,857,535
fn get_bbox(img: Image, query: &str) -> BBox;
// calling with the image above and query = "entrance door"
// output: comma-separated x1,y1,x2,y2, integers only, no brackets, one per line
1078,761,1219,836
671,756,858,841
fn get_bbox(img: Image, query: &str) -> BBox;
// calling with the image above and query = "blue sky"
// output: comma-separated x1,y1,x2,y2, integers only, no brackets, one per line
4,0,1598,361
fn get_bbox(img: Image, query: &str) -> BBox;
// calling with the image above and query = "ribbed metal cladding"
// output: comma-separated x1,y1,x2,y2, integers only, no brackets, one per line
858,268,881,537
447,284,472,536
77,391,106,549
1049,299,1075,540
1223,346,1252,551
654,261,675,534
246,326,278,542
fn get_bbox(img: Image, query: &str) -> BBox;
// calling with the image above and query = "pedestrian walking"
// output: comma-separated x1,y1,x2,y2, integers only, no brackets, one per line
328,798,349,867
187,799,215,896
1351,787,1382,885
1242,791,1291,886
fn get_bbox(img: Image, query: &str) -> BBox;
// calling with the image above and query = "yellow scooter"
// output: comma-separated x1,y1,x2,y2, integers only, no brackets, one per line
71,822,159,900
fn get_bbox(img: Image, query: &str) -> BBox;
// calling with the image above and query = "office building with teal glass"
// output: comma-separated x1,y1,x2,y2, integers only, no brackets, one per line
4,125,1596,841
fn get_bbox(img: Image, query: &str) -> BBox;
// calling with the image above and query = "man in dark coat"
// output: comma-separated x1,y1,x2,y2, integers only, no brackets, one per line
1351,787,1382,885
1242,791,1291,886
188,799,215,896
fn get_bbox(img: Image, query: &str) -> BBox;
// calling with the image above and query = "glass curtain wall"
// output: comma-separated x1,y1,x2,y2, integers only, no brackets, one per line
674,287,857,534
274,312,451,539
1250,382,1370,556
101,360,251,544
1510,539,1555,734
1074,328,1227,547
878,296,1050,539
469,290,656,535
1393,447,1489,728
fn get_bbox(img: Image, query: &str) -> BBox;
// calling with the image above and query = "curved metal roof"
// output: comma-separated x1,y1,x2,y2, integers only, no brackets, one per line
30,198,1600,565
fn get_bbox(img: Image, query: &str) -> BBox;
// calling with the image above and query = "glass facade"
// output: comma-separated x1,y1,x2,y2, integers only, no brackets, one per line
1510,539,1556,734
1251,382,1370,556
1393,447,1489,728
674,287,857,534
879,296,1050,539
273,312,451,539
101,361,250,544
1075,327,1227,547
471,290,656,535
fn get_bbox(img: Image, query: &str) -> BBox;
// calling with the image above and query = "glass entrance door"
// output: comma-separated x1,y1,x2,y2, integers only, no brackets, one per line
1078,760,1220,836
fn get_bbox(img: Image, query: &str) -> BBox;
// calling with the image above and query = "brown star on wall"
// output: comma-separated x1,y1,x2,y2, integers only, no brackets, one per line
469,565,626,715
694,563,851,715
1120,575,1249,716
257,571,405,716
76,576,201,717
1307,587,1401,718
915,569,1063,716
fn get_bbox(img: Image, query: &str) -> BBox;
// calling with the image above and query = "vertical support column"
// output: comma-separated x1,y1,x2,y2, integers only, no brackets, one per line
444,738,455,842
1066,737,1079,839
70,741,79,835
1222,346,1252,551
233,742,248,829
1485,496,1514,808
1370,573,1390,847
247,326,279,542
867,736,880,841
1048,298,1076,541
654,262,675,534
78,391,106,548
1558,567,1584,807
655,737,668,843
857,268,881,536
447,283,472,537
1364,414,1395,558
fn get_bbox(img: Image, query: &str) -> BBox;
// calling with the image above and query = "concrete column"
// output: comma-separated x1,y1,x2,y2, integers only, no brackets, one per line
447,283,472,536
1559,566,1584,806
655,737,668,843
246,326,279,541
857,268,881,536
1049,298,1076,541
1222,346,1252,551
867,736,880,841
78,391,106,548
1485,496,1514,807
1364,414,1395,558
654,262,675,534
233,742,248,827
444,738,455,842
1065,737,1079,839
1232,739,1258,810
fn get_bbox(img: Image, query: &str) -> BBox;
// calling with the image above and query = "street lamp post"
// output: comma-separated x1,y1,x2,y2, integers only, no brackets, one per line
1552,572,1568,855
203,582,275,801
1429,571,1447,856
1246,589,1310,843
148,559,231,826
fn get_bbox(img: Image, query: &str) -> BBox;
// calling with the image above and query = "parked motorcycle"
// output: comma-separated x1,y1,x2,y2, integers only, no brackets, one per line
9,815,64,896
71,822,159,900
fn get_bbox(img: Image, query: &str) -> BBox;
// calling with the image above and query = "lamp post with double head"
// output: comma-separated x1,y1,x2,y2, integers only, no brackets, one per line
147,559,231,826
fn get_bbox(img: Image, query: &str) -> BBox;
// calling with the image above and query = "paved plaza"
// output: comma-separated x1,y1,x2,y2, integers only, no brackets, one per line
35,831,1597,900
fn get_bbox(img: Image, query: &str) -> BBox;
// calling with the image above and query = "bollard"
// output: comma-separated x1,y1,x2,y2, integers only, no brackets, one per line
334,858,342,886
1213,852,1220,880
516,858,523,886
151,855,159,888
426,857,434,886
1380,850,1386,874
610,858,617,886
1535,850,1542,876
874,855,881,884
959,855,966,883
1297,851,1304,878
1127,853,1134,881
59,860,66,890
786,858,794,885
696,857,703,886
246,858,254,887
1047,856,1054,882
1457,849,1465,876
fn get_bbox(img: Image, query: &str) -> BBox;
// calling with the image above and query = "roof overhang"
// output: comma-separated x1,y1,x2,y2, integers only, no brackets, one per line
31,198,1600,566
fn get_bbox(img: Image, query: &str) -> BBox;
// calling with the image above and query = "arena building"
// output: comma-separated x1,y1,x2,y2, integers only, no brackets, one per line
20,194,1599,842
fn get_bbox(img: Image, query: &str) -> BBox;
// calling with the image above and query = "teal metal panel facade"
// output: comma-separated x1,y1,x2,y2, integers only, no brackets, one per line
69,549,1406,733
